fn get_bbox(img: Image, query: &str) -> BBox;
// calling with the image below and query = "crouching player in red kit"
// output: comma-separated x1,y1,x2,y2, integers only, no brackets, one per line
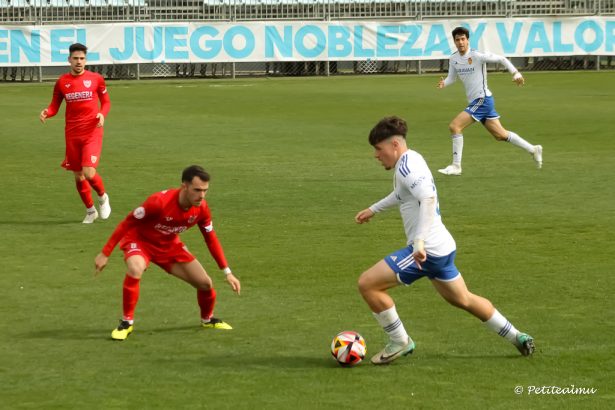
94,165,241,340
40,43,111,224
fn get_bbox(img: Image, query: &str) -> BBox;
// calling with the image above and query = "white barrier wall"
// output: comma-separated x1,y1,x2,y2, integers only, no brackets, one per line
2,17,615,67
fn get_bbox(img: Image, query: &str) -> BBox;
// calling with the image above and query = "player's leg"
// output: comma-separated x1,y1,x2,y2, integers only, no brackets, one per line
64,137,98,222
111,254,148,341
358,258,416,364
81,136,111,219
169,260,232,330
431,276,535,356
439,111,474,176
483,119,542,168
73,170,98,223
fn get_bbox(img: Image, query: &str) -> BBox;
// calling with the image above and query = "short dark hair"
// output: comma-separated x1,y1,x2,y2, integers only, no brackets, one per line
69,43,88,56
368,116,408,146
182,165,210,183
452,26,470,39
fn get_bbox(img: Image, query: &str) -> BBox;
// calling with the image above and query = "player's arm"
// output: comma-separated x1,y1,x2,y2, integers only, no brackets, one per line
198,211,241,294
438,58,457,89
94,196,159,275
96,76,111,128
355,191,397,224
400,172,436,268
40,80,63,123
480,51,524,86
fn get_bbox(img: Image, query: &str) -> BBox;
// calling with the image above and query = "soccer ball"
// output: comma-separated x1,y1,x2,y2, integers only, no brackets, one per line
331,331,366,366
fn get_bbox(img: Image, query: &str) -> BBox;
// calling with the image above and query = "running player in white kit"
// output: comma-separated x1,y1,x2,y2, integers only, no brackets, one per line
355,116,535,364
437,26,543,176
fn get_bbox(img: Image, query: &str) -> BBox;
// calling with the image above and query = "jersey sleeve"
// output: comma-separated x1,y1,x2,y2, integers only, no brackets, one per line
443,57,457,87
101,195,161,257
369,191,398,213
97,75,111,117
45,79,64,118
475,50,518,74
398,166,436,202
198,205,229,269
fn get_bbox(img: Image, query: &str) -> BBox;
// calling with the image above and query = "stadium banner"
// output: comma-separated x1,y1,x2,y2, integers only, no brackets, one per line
1,17,614,66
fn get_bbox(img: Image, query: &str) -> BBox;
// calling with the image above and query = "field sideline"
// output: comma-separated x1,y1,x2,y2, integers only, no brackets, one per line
1,72,613,409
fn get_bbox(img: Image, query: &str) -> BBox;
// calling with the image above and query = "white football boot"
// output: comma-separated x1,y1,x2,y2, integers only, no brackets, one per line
532,145,543,169
437,164,462,176
83,208,99,224
370,337,415,365
98,193,111,220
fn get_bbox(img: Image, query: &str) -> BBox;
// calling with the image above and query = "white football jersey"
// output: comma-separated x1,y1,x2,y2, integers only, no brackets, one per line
444,49,517,102
370,150,456,256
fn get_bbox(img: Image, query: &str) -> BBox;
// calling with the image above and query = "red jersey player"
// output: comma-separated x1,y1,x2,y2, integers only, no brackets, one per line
40,43,112,224
94,165,241,340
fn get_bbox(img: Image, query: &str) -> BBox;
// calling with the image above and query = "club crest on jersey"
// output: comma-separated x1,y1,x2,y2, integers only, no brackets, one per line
165,217,173,221
188,215,197,224
468,58,472,65
83,80,92,88
65,83,71,88
91,155,97,163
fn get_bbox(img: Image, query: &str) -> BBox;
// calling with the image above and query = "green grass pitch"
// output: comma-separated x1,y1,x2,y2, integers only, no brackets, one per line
1,71,614,409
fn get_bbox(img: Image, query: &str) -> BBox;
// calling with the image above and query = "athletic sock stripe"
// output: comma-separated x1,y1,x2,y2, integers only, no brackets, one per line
499,321,512,337
384,319,402,332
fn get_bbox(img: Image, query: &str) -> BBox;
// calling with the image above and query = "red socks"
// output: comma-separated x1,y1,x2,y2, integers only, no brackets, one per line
197,288,217,321
75,179,94,208
122,275,141,322
87,173,106,197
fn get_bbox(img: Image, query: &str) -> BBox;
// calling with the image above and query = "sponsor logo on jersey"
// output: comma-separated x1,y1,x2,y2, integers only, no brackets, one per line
133,206,146,219
154,223,188,235
83,80,92,88
65,91,93,102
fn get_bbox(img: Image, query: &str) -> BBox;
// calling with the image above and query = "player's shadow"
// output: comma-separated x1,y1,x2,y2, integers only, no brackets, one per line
0,219,77,226
24,328,108,341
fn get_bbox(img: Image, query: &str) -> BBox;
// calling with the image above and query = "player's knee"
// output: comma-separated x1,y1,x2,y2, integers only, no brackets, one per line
126,267,144,279
83,168,97,179
195,278,213,291
448,122,460,134
357,274,372,295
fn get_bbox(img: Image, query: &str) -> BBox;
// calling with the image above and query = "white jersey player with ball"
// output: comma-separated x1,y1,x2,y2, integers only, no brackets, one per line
437,26,543,176
355,116,535,365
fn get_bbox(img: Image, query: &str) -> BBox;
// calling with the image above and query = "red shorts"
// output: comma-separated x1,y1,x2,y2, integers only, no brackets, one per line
119,235,195,273
62,129,103,171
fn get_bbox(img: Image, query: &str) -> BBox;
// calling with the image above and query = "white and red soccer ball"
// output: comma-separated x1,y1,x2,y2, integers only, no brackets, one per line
331,331,366,366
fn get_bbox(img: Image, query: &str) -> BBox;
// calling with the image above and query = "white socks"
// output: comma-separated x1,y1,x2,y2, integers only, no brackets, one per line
506,131,535,153
452,134,463,166
484,309,519,344
373,305,409,344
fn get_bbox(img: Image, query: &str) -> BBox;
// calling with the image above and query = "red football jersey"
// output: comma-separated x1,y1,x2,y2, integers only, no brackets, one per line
102,188,228,269
46,70,111,138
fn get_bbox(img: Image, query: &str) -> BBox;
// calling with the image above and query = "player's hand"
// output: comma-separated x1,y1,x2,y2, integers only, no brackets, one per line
225,273,241,295
39,109,48,123
94,252,109,276
512,72,524,86
355,208,375,224
437,76,445,89
412,239,427,270
96,113,105,128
